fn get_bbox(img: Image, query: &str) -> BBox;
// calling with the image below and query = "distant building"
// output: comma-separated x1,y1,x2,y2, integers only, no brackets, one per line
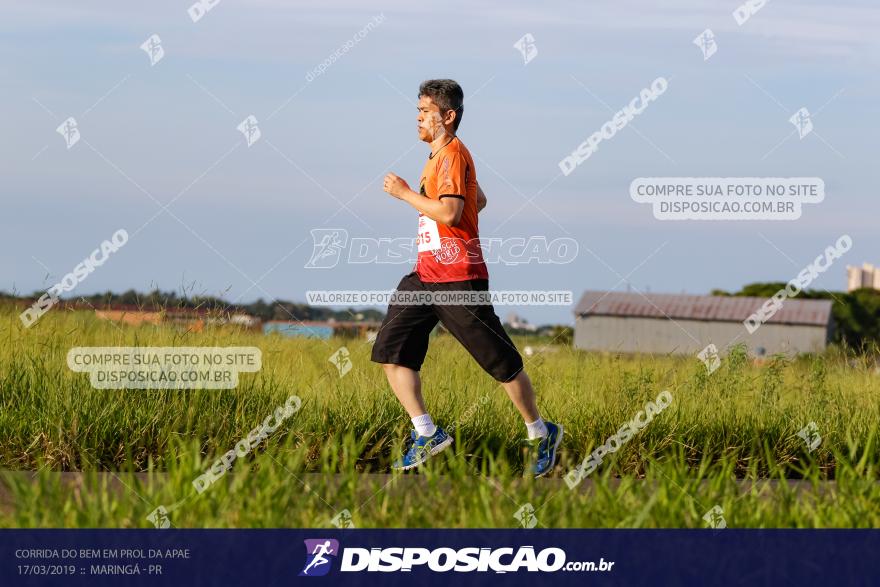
264,321,334,339
847,263,880,292
264,320,381,339
95,307,261,332
95,309,163,327
573,291,833,356
228,314,261,328
505,312,537,332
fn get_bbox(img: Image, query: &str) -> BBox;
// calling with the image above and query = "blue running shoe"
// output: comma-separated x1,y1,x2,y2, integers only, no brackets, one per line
525,421,563,478
392,427,453,471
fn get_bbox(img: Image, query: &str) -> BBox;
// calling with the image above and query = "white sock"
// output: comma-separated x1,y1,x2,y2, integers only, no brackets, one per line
525,417,548,440
412,413,437,437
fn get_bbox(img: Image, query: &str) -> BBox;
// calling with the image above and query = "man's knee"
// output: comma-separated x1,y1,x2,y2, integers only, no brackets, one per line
382,362,417,375
477,351,524,383
494,362,524,383
497,366,524,383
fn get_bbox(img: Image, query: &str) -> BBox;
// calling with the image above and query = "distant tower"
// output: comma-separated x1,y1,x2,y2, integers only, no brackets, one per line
847,263,880,292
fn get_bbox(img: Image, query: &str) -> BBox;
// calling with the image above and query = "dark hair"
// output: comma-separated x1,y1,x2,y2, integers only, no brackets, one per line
418,79,464,131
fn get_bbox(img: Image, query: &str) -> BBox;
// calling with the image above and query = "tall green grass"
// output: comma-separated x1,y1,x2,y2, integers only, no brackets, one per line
1,306,879,527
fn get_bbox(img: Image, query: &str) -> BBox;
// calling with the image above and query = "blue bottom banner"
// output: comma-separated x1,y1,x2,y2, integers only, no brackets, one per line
1,529,878,586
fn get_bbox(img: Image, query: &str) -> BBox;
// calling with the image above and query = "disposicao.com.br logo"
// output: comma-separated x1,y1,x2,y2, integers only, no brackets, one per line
299,539,613,575
300,539,340,577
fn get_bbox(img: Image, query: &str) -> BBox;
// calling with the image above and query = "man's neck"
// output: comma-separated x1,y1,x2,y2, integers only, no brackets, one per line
429,132,456,157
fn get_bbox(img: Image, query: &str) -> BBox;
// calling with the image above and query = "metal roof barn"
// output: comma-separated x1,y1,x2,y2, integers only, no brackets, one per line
573,291,833,356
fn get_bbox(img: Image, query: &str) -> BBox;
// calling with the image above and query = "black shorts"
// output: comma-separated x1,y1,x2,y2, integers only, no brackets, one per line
370,272,524,382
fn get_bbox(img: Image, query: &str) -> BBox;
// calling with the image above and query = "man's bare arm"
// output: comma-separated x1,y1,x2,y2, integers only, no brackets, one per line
477,183,487,212
383,172,464,226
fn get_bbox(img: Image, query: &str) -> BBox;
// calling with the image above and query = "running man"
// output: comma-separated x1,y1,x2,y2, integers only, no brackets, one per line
302,540,334,575
371,79,562,477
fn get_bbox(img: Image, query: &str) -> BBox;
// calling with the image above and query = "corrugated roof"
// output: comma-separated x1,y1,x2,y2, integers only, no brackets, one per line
573,291,832,326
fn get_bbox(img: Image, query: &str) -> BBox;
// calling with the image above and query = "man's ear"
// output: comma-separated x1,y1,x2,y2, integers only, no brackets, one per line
444,109,457,129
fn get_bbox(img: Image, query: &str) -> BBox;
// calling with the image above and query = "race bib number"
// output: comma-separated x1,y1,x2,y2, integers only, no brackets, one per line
417,214,440,252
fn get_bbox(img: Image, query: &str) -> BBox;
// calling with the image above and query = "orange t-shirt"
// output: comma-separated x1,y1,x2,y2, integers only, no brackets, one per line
414,137,489,283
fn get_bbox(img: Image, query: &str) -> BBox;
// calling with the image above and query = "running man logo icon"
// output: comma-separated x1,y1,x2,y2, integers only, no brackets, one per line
513,503,538,528
329,346,352,378
693,29,717,61
330,509,356,529
299,539,340,577
513,33,538,65
306,229,349,268
56,117,80,149
140,34,165,66
237,115,261,147
789,107,813,139
797,421,821,452
703,505,727,529
146,505,171,529
697,344,721,375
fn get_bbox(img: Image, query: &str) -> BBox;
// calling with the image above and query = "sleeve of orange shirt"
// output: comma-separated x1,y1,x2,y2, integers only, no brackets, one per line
436,152,468,199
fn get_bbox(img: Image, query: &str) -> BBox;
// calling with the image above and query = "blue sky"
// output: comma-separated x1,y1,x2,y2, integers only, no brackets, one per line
2,0,878,324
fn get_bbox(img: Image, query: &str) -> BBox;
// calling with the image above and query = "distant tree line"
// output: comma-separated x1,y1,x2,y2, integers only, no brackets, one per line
712,283,880,352
14,283,875,348
0,289,385,323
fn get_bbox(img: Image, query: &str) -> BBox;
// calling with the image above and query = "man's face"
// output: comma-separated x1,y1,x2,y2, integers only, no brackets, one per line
417,95,448,142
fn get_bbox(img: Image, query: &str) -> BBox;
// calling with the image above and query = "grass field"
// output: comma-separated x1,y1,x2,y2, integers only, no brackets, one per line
2,305,880,528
